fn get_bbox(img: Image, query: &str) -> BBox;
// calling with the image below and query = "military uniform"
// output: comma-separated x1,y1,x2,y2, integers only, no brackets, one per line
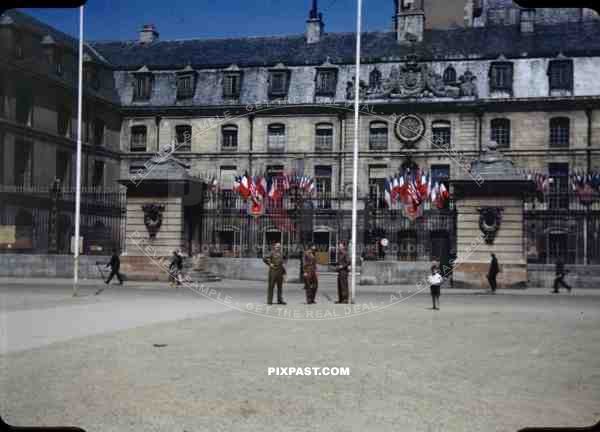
303,249,318,304
263,250,286,304
336,248,350,303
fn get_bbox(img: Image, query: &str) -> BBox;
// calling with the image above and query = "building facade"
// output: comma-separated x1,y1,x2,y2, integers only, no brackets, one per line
1,1,600,280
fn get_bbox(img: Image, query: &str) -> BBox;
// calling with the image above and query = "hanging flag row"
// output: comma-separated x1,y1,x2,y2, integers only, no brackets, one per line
382,169,449,219
232,172,316,203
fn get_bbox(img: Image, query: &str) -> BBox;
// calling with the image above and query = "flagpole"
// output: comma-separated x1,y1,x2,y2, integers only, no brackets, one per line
73,5,84,296
350,0,363,303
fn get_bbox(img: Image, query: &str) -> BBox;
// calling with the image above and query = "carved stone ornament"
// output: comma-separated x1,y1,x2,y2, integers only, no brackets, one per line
142,204,165,238
478,207,503,244
394,114,426,147
345,56,478,100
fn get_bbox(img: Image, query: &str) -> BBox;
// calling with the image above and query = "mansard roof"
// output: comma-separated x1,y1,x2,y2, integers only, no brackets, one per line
90,21,600,70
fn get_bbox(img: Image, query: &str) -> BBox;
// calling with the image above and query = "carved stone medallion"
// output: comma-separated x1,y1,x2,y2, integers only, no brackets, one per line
478,207,503,244
394,114,425,147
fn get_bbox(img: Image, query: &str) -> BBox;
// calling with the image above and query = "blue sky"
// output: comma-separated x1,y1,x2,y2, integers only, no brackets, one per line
19,0,401,41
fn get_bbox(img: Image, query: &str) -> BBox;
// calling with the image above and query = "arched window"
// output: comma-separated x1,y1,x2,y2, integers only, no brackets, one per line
369,121,388,150
315,123,333,151
549,117,570,147
443,66,456,84
490,118,511,148
175,125,192,151
369,68,382,89
130,125,147,152
267,123,286,151
431,120,451,148
221,125,238,150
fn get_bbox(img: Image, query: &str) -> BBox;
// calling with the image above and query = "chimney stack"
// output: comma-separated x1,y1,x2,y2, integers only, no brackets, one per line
395,0,425,43
139,24,159,44
306,0,324,44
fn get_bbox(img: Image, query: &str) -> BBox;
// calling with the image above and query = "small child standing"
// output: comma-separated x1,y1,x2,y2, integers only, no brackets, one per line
428,264,443,310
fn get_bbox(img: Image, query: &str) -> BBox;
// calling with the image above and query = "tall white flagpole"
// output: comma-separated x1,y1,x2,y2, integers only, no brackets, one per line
73,5,84,296
350,0,363,302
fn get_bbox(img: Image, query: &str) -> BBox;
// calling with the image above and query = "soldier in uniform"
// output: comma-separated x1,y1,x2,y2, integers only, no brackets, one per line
336,241,351,304
263,242,287,305
303,244,318,304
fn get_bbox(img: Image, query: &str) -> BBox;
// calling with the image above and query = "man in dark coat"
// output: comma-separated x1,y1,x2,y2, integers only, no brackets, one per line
552,259,572,293
263,242,287,305
96,249,123,295
487,253,499,293
336,241,350,304
303,245,318,304
169,250,183,288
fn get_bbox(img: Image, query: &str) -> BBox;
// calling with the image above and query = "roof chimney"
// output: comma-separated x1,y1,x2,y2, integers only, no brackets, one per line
306,0,324,44
520,9,535,34
139,24,159,44
395,0,425,43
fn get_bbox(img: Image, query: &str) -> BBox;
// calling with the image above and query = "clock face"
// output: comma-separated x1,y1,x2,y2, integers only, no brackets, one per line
394,114,425,147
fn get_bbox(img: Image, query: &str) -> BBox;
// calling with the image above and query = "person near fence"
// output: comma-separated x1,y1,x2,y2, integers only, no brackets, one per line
428,263,443,310
96,249,123,294
487,253,500,293
336,240,350,304
168,250,183,288
552,259,572,293
303,244,318,304
263,242,287,305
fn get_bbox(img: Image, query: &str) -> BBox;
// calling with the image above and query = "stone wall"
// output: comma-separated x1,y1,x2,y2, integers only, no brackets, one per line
0,254,110,279
360,260,433,285
204,257,301,283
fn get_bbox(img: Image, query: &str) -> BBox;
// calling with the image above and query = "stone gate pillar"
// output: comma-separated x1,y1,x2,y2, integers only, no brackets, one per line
451,141,535,289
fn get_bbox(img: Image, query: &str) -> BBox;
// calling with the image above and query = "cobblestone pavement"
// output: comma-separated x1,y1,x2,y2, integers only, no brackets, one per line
1,279,599,432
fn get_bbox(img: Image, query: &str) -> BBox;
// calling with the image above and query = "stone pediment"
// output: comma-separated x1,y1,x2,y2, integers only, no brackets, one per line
346,59,478,100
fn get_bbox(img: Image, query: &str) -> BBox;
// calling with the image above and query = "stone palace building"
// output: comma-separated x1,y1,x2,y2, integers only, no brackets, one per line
1,1,600,286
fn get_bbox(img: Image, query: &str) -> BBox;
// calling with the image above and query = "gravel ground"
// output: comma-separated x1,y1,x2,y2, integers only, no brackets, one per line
1,284,599,432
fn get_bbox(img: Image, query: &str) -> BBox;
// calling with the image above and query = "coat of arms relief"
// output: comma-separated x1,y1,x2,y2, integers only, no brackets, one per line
346,56,478,100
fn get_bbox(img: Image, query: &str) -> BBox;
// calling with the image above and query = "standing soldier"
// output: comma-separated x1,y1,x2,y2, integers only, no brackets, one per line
336,240,350,304
263,242,287,305
303,244,318,304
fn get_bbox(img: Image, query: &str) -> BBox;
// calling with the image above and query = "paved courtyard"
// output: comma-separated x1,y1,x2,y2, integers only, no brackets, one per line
1,279,599,432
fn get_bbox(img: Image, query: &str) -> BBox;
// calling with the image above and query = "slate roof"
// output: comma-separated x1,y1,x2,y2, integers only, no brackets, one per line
89,21,600,70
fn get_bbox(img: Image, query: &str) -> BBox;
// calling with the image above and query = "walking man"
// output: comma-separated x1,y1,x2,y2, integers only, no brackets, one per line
428,264,443,310
552,259,572,293
487,253,500,293
96,249,123,295
303,244,318,304
336,240,350,304
263,242,287,305
168,250,183,288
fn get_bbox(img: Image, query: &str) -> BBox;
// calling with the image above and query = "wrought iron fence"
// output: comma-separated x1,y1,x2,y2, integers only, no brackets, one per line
0,184,126,255
524,192,600,265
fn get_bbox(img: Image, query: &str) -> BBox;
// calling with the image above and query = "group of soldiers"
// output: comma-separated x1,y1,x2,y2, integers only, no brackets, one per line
262,241,351,305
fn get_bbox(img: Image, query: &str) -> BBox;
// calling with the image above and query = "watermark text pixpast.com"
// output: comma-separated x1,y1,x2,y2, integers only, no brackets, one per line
268,367,350,376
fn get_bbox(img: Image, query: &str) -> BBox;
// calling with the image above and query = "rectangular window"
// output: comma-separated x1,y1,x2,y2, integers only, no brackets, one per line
315,123,333,151
431,164,450,185
16,86,33,126
14,140,33,186
491,118,511,148
223,73,242,98
368,164,387,206
85,65,101,90
92,161,104,187
549,163,569,209
133,74,153,101
0,73,5,118
94,118,105,147
315,165,332,209
490,62,513,93
316,69,338,96
269,71,289,97
130,126,147,152
369,122,388,150
548,60,573,91
56,150,70,187
54,49,64,76
266,165,284,180
57,106,71,137
177,74,195,99
221,125,238,150
14,31,24,59
267,124,286,152
549,118,570,148
432,122,451,148
175,125,192,151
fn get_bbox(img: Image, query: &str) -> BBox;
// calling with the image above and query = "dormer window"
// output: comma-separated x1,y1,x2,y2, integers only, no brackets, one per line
84,60,101,90
133,68,153,101
268,69,290,97
548,60,573,91
489,62,513,93
315,68,338,96
223,71,242,98
176,66,196,100
54,48,64,76
14,30,24,59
